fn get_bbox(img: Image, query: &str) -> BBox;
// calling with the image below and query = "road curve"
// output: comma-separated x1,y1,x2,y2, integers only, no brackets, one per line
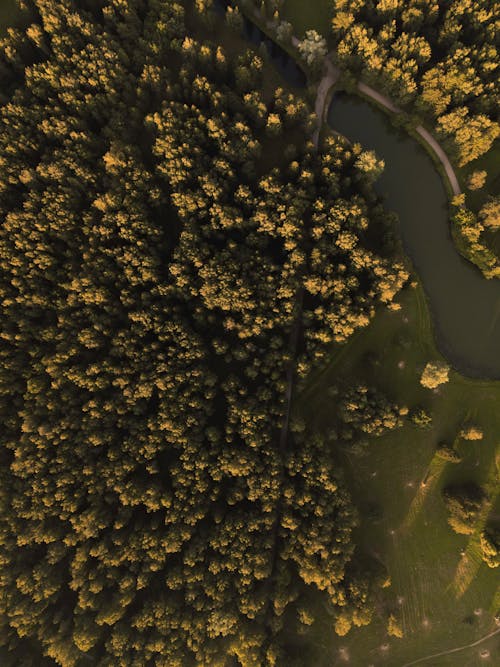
358,81,400,114
313,56,340,149
415,125,461,195
357,82,461,195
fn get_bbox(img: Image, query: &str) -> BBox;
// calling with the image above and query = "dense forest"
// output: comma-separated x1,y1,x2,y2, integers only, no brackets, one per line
0,1,410,665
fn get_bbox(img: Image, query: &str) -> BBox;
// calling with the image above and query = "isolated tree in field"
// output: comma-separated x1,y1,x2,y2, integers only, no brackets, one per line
442,483,484,535
420,361,450,389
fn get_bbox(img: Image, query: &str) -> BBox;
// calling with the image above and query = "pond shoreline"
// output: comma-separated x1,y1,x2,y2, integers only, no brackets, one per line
328,93,500,379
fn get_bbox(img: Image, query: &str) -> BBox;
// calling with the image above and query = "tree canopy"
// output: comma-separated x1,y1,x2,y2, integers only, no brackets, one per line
0,1,408,665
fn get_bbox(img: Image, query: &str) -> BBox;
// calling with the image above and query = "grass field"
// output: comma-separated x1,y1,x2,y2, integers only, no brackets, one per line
294,281,500,665
282,0,332,37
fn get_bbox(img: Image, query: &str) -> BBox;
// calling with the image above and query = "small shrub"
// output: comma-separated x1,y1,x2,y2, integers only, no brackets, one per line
435,444,462,463
467,170,487,190
387,613,403,638
460,424,484,441
334,613,352,636
410,407,432,429
298,607,315,626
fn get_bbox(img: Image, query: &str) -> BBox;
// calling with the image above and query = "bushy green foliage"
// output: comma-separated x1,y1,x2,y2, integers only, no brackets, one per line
451,206,500,278
460,423,484,441
339,385,404,437
410,407,433,429
480,527,500,568
435,444,462,463
297,29,327,73
420,361,450,389
442,483,484,535
467,170,487,191
387,613,403,638
479,196,500,230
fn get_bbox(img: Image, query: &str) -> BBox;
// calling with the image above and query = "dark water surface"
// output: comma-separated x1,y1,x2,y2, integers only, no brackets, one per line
328,94,500,378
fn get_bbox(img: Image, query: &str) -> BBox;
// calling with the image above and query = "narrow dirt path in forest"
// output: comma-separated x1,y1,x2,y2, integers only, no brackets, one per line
278,289,304,452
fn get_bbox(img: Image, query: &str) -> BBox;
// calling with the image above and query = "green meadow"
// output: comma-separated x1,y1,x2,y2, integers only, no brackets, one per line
294,281,500,665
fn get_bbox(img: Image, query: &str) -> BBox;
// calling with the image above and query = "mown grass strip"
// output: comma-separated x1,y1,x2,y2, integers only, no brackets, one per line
401,455,448,531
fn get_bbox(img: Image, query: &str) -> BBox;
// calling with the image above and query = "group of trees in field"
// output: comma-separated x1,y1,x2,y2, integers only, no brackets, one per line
0,1,408,665
442,483,485,536
337,384,404,437
444,482,500,568
442,483,499,570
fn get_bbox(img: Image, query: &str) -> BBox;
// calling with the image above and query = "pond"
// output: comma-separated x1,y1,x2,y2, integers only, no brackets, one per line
327,94,500,379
